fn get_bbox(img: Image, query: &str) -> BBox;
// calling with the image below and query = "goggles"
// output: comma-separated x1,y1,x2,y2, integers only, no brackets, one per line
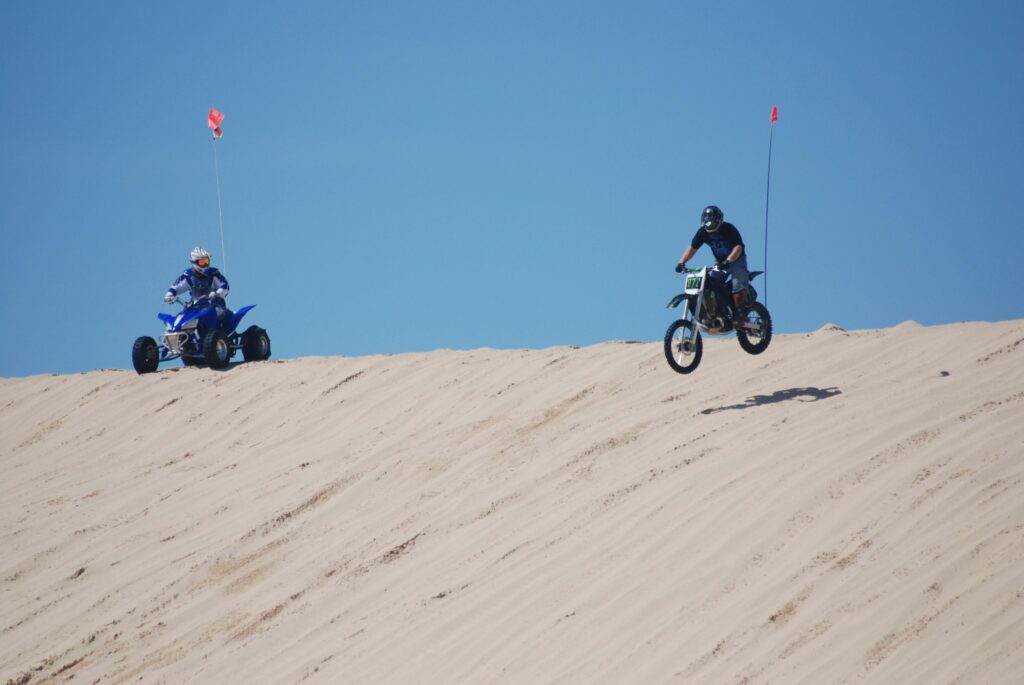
193,257,210,268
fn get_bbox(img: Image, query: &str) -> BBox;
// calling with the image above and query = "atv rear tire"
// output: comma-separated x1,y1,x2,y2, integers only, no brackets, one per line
664,320,703,374
242,326,271,362
132,336,159,374
736,302,772,355
203,330,231,369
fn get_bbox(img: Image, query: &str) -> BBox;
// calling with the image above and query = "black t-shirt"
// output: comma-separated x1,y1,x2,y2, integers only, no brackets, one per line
690,222,744,262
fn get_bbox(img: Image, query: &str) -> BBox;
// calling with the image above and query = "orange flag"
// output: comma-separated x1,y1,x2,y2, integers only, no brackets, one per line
208,107,224,139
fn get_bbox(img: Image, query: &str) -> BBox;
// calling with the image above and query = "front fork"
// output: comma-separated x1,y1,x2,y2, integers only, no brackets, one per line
681,295,700,344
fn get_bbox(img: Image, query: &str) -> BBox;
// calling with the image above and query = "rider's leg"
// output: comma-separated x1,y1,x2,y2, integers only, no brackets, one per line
727,260,750,323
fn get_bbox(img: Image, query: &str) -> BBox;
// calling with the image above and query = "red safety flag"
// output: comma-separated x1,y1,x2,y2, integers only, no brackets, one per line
770,105,779,123
208,107,224,139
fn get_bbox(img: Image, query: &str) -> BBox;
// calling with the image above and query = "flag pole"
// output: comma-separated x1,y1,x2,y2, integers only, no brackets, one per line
212,138,226,273
207,107,227,273
764,105,778,306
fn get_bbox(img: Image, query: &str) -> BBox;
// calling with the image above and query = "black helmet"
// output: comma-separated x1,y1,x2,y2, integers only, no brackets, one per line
701,205,724,233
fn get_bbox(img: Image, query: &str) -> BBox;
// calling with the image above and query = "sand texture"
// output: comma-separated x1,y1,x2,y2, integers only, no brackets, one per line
2,320,1024,684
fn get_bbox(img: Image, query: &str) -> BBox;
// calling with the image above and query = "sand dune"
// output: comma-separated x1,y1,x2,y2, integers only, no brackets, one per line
2,320,1024,684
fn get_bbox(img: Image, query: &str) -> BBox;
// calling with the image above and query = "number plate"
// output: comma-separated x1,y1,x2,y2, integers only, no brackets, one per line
685,275,702,291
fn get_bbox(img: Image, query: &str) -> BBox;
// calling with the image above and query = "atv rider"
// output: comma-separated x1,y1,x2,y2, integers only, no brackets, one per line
164,246,230,322
676,205,750,325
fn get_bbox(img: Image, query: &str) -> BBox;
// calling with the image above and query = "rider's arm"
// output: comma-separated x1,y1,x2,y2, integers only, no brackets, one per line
680,227,707,266
213,272,230,297
725,244,743,264
167,273,191,299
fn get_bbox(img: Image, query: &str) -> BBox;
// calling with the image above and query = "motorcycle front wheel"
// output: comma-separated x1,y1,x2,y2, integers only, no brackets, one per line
736,302,772,355
664,319,703,374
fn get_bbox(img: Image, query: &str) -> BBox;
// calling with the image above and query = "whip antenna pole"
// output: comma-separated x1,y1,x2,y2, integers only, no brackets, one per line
207,107,227,272
212,139,227,272
764,105,778,306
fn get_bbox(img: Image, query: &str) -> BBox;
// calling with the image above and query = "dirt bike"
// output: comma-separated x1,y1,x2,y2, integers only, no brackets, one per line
664,265,772,374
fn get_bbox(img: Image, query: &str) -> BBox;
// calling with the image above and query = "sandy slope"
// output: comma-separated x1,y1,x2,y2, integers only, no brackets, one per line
2,320,1024,684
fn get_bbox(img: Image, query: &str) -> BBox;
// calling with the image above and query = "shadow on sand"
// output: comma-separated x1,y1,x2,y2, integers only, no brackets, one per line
158,360,250,375
701,387,842,415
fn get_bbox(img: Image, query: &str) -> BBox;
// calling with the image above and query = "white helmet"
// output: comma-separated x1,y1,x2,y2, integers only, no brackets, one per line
190,246,211,274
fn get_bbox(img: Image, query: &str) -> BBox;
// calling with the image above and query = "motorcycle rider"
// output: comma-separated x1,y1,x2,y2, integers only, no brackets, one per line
164,246,230,321
676,205,750,326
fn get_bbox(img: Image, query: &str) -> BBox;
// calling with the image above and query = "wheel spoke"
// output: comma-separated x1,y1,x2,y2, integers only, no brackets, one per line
665,320,702,373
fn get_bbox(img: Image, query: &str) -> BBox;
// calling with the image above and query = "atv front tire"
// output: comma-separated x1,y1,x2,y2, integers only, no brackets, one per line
203,330,231,369
132,336,159,374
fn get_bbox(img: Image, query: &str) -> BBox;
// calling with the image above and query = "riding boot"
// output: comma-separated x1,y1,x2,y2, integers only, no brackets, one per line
732,291,748,326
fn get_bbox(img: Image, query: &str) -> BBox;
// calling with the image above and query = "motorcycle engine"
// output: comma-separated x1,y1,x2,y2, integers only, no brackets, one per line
700,289,731,333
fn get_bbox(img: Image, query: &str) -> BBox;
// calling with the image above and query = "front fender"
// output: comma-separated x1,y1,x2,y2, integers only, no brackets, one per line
159,307,212,332
666,293,693,309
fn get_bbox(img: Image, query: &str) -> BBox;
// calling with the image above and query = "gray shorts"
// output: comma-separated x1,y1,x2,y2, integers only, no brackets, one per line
724,257,749,293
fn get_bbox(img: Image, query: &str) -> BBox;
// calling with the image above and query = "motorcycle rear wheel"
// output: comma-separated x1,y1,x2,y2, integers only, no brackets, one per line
736,302,772,355
664,320,703,374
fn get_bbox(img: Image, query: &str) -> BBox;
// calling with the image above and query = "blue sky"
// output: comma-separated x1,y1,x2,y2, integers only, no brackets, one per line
2,1,1022,376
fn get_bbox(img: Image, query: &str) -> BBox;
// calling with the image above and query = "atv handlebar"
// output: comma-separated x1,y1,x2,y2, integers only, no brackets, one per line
167,292,217,309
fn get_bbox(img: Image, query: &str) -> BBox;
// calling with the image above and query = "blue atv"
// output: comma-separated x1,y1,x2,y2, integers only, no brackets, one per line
132,293,271,374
